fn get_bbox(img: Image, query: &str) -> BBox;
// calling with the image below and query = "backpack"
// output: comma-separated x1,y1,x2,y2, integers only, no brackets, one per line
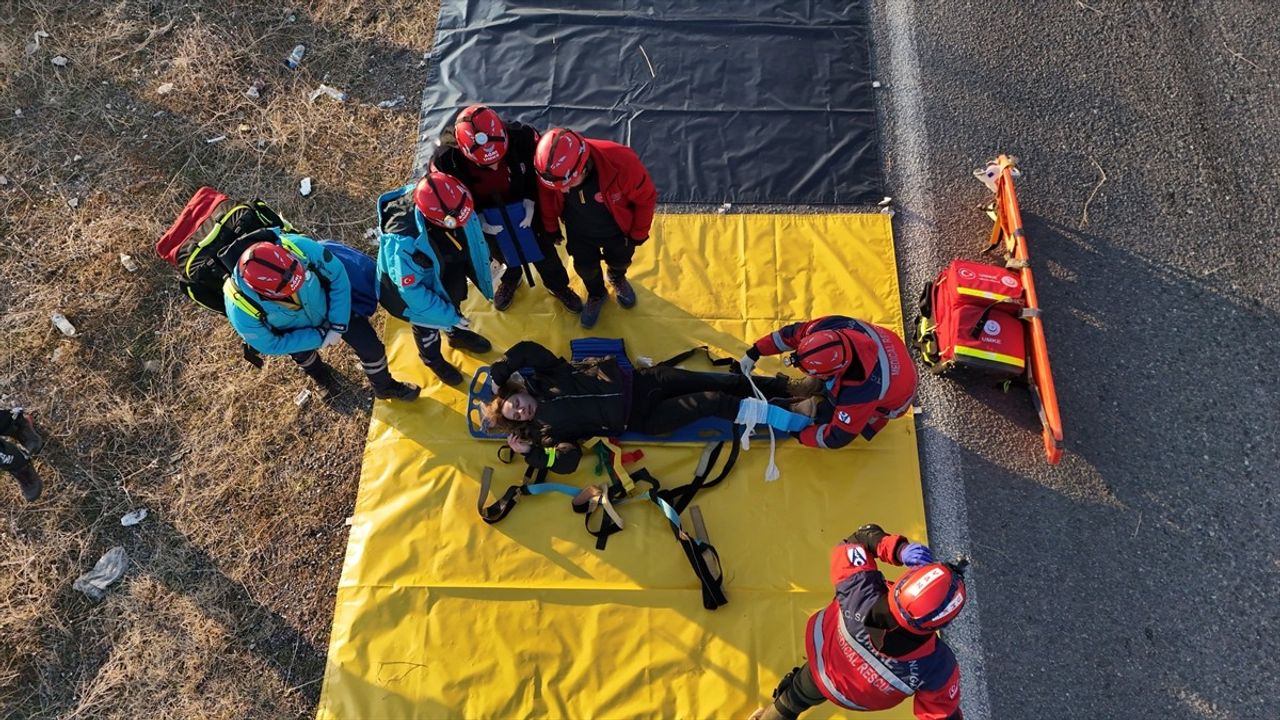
914,259,1028,379
155,187,295,315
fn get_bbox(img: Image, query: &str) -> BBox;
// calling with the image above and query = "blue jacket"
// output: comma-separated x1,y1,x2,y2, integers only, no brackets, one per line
223,232,352,356
375,183,493,329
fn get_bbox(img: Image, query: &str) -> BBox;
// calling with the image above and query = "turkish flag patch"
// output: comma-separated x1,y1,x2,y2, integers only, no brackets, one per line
401,274,415,287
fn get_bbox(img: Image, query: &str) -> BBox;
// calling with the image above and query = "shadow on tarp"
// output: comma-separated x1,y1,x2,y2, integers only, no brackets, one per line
415,0,883,204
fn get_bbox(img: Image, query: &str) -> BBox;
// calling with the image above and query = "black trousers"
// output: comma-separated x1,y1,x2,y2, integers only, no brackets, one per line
290,314,388,375
0,412,31,473
626,367,791,436
493,234,571,291
771,663,827,720
566,232,635,298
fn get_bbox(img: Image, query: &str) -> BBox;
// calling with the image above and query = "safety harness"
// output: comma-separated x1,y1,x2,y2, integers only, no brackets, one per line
476,435,740,610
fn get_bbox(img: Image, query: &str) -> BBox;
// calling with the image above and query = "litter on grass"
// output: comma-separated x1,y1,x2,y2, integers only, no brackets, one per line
73,547,128,601
120,508,148,526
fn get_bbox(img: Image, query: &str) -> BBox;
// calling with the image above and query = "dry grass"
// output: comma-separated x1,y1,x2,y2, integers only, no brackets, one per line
0,1,440,716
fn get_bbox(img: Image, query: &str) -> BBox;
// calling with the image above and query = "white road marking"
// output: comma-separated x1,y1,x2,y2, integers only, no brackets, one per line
875,1,994,716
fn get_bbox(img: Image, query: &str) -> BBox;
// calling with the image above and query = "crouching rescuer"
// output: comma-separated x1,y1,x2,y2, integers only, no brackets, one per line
750,525,967,720
741,315,918,448
224,231,420,401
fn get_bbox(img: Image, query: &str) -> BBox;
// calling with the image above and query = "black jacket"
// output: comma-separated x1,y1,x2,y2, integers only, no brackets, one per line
431,120,542,206
489,341,630,474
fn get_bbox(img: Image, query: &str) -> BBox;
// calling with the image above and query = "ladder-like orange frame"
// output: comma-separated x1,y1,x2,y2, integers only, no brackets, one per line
981,155,1064,464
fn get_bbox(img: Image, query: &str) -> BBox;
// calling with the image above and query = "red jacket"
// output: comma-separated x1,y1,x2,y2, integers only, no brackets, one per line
805,535,962,719
538,138,658,243
753,315,917,448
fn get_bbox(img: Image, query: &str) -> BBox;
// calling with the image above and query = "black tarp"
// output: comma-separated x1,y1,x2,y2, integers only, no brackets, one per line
416,1,882,205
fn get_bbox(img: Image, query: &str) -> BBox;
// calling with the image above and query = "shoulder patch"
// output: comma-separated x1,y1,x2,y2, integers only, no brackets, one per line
847,545,868,566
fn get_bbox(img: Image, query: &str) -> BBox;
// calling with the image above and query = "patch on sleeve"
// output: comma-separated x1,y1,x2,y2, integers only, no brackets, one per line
401,274,415,287
847,545,868,566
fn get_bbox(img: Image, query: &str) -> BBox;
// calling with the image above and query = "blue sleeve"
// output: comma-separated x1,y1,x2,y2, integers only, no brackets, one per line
379,233,463,328
225,298,324,356
297,237,352,332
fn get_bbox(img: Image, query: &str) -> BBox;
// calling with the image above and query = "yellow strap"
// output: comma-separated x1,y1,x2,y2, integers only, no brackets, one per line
954,345,1025,369
185,203,252,275
223,278,265,321
589,437,637,496
956,286,1015,303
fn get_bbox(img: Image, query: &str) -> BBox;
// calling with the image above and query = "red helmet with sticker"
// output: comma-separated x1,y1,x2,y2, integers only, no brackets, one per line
534,128,590,190
414,172,475,229
455,104,508,166
238,242,305,299
788,328,880,380
889,562,967,634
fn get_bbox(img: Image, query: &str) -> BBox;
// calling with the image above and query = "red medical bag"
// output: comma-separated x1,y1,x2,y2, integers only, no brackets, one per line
914,259,1027,378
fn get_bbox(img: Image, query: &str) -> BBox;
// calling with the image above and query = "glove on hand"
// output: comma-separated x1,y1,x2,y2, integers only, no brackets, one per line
519,198,535,228
738,354,757,377
321,329,343,348
900,542,934,567
480,221,504,235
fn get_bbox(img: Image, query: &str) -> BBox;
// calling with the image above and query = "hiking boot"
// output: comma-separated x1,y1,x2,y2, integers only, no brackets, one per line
548,286,584,313
580,295,606,329
300,358,337,388
493,277,521,311
12,411,44,455
607,270,636,309
426,360,464,386
787,396,820,420
373,379,421,401
12,464,42,502
785,374,826,397
446,327,492,355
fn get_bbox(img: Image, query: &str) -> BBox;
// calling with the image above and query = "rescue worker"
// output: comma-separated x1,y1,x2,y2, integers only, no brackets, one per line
224,231,420,401
740,315,918,448
430,104,582,313
482,340,819,474
532,128,658,329
1,406,45,502
749,524,966,720
377,172,494,386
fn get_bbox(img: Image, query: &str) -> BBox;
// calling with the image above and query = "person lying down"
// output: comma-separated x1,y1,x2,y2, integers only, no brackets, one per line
481,340,823,473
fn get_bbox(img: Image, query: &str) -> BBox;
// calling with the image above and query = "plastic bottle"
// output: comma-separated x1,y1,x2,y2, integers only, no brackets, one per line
284,44,306,70
51,312,76,337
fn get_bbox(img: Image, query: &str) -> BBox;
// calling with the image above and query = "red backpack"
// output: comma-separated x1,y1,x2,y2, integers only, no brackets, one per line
155,187,294,314
914,259,1027,378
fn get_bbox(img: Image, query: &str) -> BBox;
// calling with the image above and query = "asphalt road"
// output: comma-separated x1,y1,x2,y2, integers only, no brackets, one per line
869,2,1280,718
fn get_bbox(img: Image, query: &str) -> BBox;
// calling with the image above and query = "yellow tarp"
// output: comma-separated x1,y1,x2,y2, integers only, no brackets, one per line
318,214,926,720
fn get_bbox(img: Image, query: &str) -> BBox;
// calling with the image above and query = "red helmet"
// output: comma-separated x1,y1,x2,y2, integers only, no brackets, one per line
414,172,474,229
534,128,590,190
238,242,305,299
889,563,967,634
455,104,508,165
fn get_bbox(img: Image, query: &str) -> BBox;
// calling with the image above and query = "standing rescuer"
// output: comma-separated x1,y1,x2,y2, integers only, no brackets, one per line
430,104,582,314
1,407,46,502
750,524,967,720
377,172,494,385
224,231,420,401
532,128,658,329
741,315,918,448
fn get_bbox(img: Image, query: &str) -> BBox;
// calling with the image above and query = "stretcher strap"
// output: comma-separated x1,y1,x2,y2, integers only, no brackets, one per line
739,375,782,481
476,440,735,610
